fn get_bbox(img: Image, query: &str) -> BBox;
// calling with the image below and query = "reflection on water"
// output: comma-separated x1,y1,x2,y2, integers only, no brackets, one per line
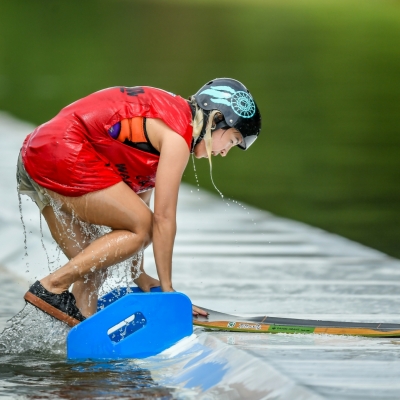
0,302,178,399
0,354,174,400
0,295,200,399
0,305,181,399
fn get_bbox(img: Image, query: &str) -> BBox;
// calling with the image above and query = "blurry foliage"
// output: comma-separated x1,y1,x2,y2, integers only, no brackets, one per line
0,0,399,257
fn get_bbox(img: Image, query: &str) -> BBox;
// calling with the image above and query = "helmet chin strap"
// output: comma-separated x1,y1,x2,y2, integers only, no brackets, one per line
191,111,229,153
191,109,208,153
214,119,229,131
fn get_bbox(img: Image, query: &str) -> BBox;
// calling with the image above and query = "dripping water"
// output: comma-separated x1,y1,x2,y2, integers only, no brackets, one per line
39,211,51,272
191,152,258,228
191,154,201,194
17,192,29,273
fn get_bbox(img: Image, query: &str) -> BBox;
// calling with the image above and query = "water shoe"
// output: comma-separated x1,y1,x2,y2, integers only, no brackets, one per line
24,281,86,327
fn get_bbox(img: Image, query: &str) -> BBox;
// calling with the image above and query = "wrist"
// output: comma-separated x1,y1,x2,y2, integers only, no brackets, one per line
161,282,174,292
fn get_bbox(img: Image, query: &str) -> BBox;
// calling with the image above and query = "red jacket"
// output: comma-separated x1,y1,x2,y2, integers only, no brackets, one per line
22,86,193,196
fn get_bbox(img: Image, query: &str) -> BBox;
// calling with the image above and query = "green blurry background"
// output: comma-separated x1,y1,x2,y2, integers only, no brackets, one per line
0,0,399,257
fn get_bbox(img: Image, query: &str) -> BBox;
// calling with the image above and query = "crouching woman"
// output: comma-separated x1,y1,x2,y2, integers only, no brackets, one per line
18,78,261,326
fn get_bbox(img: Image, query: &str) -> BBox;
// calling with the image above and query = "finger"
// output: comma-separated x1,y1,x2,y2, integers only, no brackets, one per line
193,307,209,317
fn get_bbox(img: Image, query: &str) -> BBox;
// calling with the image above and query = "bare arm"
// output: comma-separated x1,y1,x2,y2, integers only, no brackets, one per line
132,189,153,276
132,189,157,289
150,121,189,292
146,119,208,316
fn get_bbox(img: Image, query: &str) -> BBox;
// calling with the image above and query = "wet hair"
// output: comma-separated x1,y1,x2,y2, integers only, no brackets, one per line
189,96,221,169
190,96,204,142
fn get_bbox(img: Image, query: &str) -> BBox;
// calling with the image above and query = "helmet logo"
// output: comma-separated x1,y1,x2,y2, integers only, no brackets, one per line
231,91,256,118
199,86,256,118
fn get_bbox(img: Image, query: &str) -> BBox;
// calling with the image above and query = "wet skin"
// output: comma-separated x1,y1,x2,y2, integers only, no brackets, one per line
41,189,159,317
193,128,243,159
39,120,242,318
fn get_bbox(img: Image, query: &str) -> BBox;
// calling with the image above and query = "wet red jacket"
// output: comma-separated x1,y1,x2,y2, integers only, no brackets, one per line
21,86,193,196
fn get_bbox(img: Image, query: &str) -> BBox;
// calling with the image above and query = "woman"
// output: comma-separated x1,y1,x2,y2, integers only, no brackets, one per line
18,78,261,327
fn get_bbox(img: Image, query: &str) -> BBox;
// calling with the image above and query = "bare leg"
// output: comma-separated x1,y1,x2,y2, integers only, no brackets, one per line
41,206,107,316
71,272,106,316
39,182,153,316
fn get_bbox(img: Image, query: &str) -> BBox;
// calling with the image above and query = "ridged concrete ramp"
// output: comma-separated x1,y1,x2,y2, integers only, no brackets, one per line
1,112,400,399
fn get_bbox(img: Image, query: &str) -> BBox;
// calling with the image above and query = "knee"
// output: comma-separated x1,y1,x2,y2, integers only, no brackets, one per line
137,215,153,249
127,211,153,249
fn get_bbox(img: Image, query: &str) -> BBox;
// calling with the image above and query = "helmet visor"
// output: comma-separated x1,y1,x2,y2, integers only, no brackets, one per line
237,134,258,150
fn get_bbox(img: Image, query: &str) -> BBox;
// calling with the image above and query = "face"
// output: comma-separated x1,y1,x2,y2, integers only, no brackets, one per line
193,128,243,159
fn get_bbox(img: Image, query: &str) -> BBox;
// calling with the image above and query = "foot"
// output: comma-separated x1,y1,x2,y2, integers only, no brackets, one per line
24,281,86,327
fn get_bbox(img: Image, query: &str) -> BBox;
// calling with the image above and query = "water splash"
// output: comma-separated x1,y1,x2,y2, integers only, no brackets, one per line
17,192,30,273
48,196,143,293
8,188,146,355
0,304,69,355
39,211,51,272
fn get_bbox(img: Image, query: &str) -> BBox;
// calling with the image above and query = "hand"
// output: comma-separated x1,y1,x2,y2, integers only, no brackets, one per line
160,282,175,292
133,272,160,292
192,305,208,318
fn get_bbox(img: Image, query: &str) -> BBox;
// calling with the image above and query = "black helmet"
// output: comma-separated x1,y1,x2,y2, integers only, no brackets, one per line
193,78,261,150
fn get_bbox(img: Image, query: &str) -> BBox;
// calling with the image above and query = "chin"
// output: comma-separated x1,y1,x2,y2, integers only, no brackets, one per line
193,143,207,159
193,150,205,159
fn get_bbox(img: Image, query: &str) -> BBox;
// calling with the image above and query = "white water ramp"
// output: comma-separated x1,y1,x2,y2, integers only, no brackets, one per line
1,112,400,398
